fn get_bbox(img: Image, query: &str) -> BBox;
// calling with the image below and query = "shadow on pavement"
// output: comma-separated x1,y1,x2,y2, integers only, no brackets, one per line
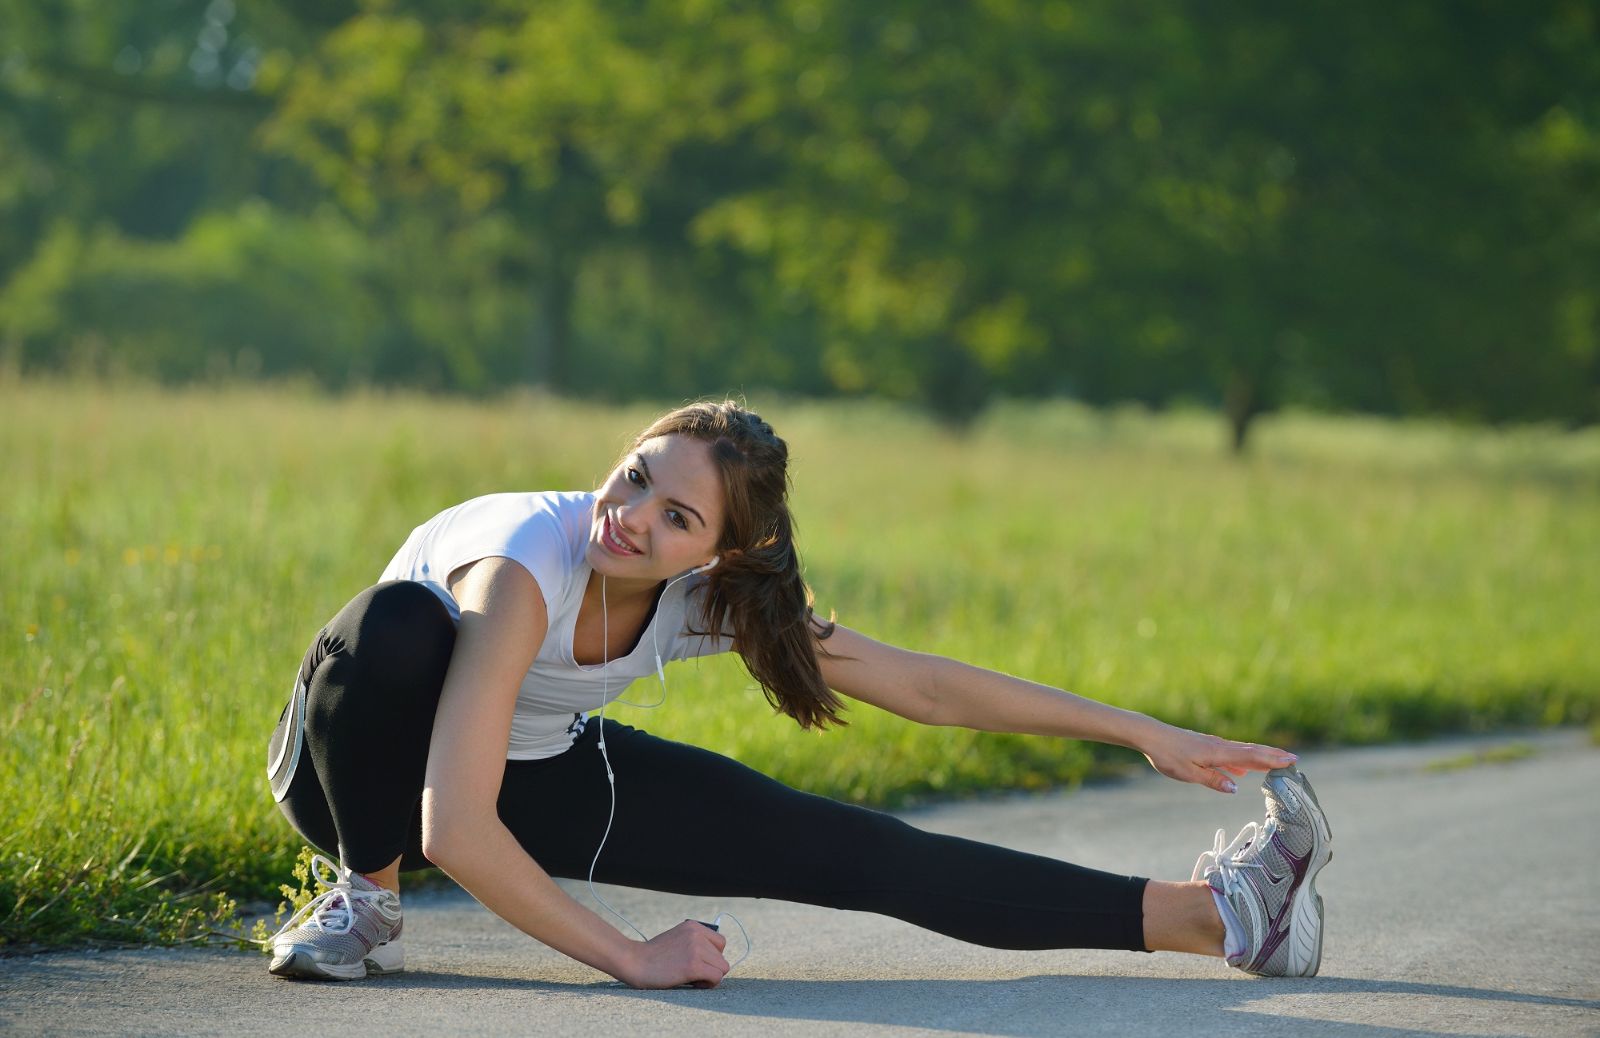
6,935,1596,1037
373,971,1600,1036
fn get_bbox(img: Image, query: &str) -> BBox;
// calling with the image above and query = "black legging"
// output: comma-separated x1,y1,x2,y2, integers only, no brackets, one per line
270,580,1150,952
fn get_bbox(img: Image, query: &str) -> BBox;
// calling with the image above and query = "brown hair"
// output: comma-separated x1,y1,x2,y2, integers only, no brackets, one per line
625,400,845,729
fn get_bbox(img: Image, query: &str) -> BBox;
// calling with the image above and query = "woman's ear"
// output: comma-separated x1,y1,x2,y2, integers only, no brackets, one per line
698,548,742,573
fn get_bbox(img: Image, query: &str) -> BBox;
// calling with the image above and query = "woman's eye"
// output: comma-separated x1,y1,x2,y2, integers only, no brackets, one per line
626,467,644,487
668,510,688,530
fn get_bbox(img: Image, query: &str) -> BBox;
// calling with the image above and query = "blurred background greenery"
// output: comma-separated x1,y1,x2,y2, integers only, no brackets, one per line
3,1,1596,447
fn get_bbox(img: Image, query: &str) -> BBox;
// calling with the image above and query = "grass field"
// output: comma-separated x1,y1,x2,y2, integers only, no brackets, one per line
3,376,1598,948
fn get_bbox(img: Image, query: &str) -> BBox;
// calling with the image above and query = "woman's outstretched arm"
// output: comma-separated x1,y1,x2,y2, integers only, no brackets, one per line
814,624,1296,793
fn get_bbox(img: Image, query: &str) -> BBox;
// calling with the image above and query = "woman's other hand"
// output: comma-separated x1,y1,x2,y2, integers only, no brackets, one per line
619,919,730,989
1139,722,1298,793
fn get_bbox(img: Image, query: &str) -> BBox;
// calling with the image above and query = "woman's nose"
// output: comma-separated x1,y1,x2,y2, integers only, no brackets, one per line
616,495,649,531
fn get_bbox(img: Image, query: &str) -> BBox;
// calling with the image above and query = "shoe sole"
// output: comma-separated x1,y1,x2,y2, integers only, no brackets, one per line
269,939,404,981
1273,768,1332,977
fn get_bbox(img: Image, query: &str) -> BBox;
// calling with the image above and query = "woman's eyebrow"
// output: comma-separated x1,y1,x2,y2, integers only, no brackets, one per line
635,455,707,528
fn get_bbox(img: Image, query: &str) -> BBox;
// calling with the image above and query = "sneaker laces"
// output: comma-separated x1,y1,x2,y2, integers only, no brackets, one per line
273,854,398,939
1191,821,1269,889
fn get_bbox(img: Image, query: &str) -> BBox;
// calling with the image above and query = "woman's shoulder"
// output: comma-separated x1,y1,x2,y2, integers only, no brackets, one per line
451,489,592,517
425,491,591,610
447,490,591,553
428,490,587,538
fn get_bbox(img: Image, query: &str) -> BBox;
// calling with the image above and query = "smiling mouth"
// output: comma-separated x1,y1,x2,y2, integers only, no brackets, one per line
602,514,643,556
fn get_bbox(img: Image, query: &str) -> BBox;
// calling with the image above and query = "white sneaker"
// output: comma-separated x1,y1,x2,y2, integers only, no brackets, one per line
268,854,404,980
1193,765,1333,977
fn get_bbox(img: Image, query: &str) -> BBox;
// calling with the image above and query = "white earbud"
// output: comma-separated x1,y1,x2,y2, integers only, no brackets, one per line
690,555,721,575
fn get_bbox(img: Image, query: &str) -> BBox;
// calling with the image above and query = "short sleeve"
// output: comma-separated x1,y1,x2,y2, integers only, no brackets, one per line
479,510,570,619
380,492,591,627
464,505,576,620
431,498,576,621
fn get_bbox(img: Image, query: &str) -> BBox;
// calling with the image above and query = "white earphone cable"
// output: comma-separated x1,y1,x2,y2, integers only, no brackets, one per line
585,567,751,972
612,565,700,708
586,574,648,940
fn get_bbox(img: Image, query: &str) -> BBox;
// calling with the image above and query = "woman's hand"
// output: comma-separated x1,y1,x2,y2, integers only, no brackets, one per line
617,920,730,989
1138,721,1298,794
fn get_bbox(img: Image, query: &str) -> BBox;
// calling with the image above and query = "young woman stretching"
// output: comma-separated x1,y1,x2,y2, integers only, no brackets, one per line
265,400,1332,986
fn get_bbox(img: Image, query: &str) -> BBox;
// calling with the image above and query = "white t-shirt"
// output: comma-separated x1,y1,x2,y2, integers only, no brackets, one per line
379,491,735,760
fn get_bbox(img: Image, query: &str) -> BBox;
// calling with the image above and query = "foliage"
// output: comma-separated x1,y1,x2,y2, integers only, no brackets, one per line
1,3,1597,440
0,204,547,391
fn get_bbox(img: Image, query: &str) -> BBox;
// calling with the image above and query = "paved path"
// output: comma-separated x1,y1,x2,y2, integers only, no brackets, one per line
4,730,1597,1037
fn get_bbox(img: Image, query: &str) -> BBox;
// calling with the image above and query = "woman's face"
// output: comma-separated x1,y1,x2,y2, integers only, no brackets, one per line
588,434,725,583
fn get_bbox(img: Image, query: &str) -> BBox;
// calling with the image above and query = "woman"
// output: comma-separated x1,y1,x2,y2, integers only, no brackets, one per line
265,401,1332,987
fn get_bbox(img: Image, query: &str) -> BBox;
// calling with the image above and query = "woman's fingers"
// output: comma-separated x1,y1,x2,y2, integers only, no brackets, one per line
1198,765,1239,794
691,950,730,988
687,921,729,987
685,954,729,988
1194,739,1299,792
1205,741,1297,773
637,920,733,989
1145,726,1302,793
1259,745,1298,768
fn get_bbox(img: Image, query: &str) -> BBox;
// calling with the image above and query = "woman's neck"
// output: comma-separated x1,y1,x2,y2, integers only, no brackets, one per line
573,568,669,666
581,568,663,614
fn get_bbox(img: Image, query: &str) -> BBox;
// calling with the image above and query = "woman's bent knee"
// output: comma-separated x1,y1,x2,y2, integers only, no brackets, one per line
332,581,457,676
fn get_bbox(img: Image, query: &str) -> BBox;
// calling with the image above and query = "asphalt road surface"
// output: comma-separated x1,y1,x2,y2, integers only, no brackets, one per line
4,729,1597,1037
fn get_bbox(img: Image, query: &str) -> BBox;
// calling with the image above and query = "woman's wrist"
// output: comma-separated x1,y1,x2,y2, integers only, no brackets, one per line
596,931,643,985
1109,708,1169,755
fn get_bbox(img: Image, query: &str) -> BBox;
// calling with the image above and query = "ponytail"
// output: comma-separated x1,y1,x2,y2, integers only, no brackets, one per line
697,510,845,730
627,401,846,729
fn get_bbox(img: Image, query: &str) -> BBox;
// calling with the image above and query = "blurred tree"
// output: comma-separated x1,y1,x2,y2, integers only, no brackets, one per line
3,0,1596,443
267,1,735,390
0,0,324,253
1247,2,1600,435
685,0,1600,443
0,0,344,372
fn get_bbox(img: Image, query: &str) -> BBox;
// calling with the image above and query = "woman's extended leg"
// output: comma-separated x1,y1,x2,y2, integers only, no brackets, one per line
497,719,1198,954
1143,880,1225,955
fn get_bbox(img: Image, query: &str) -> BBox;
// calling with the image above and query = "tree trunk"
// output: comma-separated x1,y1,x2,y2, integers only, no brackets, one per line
537,260,576,391
1225,370,1259,455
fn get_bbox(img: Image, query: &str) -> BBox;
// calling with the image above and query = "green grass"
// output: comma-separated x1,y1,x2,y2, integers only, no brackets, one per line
1421,742,1538,772
3,376,1598,947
